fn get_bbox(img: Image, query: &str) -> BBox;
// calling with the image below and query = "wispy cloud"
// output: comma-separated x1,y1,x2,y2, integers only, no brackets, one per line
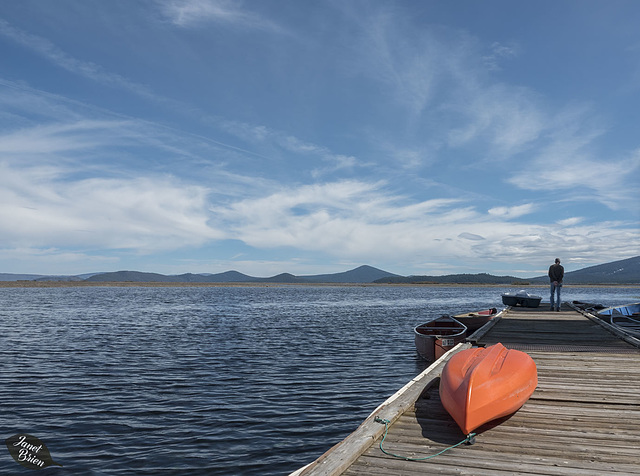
0,120,134,156
0,19,160,101
0,79,304,183
483,41,519,71
218,118,364,175
0,11,345,177
350,11,639,214
159,0,285,32
344,6,545,164
350,7,446,116
508,112,640,211
446,83,545,155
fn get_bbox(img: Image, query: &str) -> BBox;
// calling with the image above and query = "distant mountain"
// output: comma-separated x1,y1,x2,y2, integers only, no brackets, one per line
528,256,640,285
82,266,397,284
303,265,400,283
168,271,258,283
261,273,310,284
189,271,258,283
375,256,640,285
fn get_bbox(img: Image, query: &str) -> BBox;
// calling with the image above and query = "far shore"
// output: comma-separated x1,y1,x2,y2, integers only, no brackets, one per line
0,281,638,289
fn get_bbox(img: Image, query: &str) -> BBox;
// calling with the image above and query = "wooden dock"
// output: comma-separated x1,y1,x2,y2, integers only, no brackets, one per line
295,304,640,476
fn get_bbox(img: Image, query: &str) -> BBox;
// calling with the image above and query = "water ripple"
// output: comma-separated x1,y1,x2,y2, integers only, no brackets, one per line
0,285,634,475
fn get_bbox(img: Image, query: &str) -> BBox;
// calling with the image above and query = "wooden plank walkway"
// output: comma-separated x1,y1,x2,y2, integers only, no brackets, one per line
296,304,640,476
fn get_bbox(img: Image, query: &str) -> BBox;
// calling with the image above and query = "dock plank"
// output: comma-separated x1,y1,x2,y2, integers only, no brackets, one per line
295,304,640,476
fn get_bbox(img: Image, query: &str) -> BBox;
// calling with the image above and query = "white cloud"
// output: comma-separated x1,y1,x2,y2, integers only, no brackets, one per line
1,152,637,275
0,163,223,250
214,180,639,269
557,217,583,226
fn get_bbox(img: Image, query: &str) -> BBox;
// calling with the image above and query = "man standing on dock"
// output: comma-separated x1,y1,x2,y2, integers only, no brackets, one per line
548,258,564,311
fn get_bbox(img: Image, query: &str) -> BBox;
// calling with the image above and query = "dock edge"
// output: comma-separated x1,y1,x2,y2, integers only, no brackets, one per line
290,341,472,476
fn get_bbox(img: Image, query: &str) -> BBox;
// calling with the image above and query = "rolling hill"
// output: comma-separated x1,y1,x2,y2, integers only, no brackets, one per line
3,257,638,284
528,255,640,285
82,265,398,284
374,256,640,285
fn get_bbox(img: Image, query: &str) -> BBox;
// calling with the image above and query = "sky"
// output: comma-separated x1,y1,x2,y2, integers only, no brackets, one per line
0,0,639,278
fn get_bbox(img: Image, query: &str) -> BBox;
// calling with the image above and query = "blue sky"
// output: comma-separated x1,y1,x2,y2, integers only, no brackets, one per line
1,0,638,278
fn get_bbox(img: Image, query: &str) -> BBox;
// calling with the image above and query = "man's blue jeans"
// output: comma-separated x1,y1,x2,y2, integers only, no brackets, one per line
550,282,562,310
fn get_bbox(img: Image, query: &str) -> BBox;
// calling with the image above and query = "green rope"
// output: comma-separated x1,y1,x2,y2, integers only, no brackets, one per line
374,416,476,461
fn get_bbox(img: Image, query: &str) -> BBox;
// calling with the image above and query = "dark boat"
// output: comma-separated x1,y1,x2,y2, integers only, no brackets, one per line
453,308,499,333
501,290,542,308
572,300,606,312
414,315,467,361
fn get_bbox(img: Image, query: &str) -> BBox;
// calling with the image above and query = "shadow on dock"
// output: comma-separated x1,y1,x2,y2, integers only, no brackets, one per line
414,378,517,444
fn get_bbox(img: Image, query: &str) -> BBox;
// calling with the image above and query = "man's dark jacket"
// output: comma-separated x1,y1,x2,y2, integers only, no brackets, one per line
548,264,564,283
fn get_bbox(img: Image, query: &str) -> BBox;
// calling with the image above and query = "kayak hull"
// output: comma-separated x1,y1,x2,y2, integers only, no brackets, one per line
439,343,537,435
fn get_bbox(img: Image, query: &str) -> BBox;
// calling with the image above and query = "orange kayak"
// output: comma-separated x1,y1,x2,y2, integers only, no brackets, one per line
439,343,537,435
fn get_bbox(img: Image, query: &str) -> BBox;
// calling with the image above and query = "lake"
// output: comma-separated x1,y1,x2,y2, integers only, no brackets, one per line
1,284,637,475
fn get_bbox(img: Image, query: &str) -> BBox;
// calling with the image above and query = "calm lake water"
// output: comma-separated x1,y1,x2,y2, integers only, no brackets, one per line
1,285,638,475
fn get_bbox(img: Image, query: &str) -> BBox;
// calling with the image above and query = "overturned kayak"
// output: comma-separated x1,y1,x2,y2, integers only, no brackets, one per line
439,343,537,435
